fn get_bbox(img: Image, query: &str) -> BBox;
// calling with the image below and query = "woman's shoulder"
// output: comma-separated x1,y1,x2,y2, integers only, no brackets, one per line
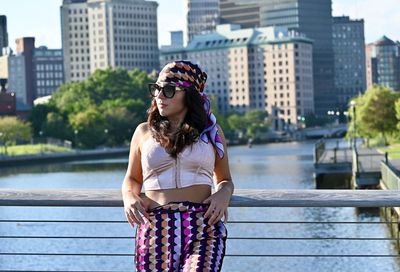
131,122,151,144
136,122,149,134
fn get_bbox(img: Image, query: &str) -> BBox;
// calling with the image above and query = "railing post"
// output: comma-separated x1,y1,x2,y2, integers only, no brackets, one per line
333,147,337,163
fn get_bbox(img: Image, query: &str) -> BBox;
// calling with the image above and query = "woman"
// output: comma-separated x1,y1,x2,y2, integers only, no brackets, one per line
121,60,234,272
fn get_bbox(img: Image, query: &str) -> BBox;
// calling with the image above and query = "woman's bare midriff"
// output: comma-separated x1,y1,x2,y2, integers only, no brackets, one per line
143,184,212,211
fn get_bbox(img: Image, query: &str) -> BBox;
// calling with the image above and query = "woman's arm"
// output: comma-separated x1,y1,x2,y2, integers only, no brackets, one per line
121,122,149,226
203,125,234,225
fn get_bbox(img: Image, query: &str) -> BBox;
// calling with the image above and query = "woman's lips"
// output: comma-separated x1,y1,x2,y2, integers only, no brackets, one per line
158,103,167,108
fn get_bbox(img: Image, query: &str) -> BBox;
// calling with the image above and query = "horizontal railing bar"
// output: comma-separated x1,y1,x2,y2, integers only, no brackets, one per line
227,255,400,257
0,236,398,240
229,221,399,224
1,189,400,207
0,271,115,272
0,220,127,223
0,220,397,224
0,253,397,258
229,237,400,241
0,253,134,256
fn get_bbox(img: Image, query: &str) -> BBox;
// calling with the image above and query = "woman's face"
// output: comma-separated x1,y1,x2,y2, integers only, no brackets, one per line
154,82,188,120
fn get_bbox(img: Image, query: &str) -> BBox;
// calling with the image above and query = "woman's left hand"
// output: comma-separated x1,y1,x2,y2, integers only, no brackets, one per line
203,189,231,225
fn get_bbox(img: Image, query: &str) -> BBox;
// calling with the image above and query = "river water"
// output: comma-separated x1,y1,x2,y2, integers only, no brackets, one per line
0,140,399,271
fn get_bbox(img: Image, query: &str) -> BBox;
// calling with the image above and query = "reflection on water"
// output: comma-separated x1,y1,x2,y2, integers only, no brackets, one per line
0,140,399,271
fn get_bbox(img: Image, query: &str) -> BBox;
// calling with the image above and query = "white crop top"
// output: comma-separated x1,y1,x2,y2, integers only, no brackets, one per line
141,136,215,190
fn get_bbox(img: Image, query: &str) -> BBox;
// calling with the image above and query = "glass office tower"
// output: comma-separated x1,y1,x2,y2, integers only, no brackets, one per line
260,0,335,117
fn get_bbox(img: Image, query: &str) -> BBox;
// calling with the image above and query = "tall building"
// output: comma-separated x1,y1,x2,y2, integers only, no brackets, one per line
61,0,91,82
185,0,219,43
61,0,159,83
160,24,314,130
0,52,28,110
366,36,400,91
15,37,35,107
0,15,8,56
33,46,65,98
219,0,260,29
260,0,335,117
0,38,64,110
332,16,366,108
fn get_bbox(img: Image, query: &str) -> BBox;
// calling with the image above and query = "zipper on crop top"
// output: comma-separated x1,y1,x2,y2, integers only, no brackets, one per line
174,156,181,188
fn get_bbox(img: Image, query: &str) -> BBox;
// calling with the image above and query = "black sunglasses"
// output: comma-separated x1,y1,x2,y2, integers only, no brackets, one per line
148,83,185,99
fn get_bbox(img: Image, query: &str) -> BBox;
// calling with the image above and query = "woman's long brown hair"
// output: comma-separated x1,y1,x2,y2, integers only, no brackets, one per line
147,87,207,158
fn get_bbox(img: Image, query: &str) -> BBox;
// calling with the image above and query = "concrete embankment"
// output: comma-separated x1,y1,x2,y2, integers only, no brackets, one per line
0,147,129,167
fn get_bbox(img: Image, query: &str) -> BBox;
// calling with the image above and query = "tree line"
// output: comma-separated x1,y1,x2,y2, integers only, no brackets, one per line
2,69,399,150
1,67,271,150
347,85,400,146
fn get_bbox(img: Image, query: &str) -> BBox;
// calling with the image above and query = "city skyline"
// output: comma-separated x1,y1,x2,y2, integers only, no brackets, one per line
0,0,399,51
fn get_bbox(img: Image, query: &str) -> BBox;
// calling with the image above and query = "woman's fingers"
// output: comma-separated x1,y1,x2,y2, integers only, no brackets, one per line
204,202,217,218
133,209,145,224
208,208,223,225
136,202,150,220
125,204,145,225
126,208,140,225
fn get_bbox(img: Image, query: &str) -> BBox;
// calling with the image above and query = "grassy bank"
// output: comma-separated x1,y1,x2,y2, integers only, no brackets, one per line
378,144,400,159
0,144,72,156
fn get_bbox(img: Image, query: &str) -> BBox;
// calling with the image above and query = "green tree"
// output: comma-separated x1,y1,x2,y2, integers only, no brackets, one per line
227,110,269,139
101,99,145,146
227,114,247,138
30,67,153,148
29,103,57,136
394,98,400,133
43,111,70,140
69,106,107,148
208,94,230,132
244,110,268,138
0,117,32,155
353,85,399,145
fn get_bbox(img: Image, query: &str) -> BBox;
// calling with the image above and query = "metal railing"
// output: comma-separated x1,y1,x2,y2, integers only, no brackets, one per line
314,140,352,165
314,140,325,163
354,150,385,173
1,189,400,271
381,160,400,190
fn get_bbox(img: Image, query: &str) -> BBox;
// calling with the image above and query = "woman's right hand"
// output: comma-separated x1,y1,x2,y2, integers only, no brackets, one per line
123,193,150,227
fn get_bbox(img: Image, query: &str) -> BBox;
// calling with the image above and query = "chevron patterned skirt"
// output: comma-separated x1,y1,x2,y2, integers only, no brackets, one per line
135,201,228,272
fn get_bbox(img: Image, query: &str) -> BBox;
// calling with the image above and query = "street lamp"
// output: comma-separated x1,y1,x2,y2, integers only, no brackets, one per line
104,129,109,147
0,132,3,156
350,100,356,149
39,131,44,153
74,130,78,149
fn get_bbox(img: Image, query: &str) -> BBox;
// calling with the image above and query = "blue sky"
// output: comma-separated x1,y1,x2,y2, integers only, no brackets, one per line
1,0,399,50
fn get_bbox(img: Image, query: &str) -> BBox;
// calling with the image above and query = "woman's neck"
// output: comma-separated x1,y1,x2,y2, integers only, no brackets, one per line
169,117,183,131
167,110,187,131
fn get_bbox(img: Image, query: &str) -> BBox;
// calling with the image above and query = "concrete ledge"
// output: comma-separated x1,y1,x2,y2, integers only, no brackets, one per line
0,147,129,167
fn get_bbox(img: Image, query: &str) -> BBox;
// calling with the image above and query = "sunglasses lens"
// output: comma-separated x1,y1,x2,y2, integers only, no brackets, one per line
163,85,176,98
149,84,158,97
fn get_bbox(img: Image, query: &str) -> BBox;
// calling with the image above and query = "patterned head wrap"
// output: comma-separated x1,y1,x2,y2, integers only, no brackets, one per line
156,60,224,158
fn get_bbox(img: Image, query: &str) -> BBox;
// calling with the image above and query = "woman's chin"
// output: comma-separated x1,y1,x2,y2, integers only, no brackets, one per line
158,109,169,117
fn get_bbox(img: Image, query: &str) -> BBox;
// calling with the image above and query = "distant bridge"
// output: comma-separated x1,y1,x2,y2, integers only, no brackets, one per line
297,124,348,139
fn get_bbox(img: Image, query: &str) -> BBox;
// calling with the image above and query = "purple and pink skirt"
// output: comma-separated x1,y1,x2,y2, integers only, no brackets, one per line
135,201,228,271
